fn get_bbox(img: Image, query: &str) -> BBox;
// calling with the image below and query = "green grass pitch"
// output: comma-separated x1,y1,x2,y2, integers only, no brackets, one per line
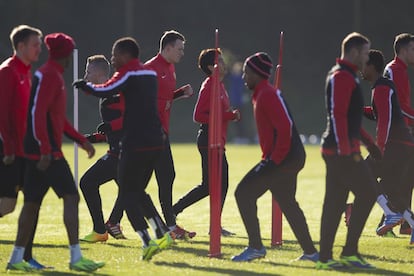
0,144,413,275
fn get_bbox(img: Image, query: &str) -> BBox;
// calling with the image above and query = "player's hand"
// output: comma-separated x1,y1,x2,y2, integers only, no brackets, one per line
97,122,112,134
232,109,241,122
81,141,95,158
72,79,87,89
85,133,106,143
366,143,382,161
2,155,15,165
37,154,51,171
182,84,194,98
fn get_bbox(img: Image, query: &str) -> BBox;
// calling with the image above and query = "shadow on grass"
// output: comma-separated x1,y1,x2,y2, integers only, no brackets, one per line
37,271,110,276
172,238,309,256
364,253,414,265
154,261,283,276
266,260,414,276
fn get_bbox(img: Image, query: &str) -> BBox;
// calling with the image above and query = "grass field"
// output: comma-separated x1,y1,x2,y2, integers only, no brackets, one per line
0,144,413,275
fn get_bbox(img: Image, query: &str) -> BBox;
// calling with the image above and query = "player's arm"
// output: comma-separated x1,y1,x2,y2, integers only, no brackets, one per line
266,90,292,165
363,106,376,120
373,85,393,153
0,68,17,160
173,84,193,100
64,119,95,158
388,67,414,121
330,72,354,155
193,80,211,124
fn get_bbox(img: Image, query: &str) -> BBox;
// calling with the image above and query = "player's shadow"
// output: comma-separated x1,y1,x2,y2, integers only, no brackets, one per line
154,261,282,276
0,240,67,249
38,270,110,276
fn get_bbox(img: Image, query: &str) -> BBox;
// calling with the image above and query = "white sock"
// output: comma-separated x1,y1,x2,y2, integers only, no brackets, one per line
403,209,414,228
377,194,398,216
168,225,176,231
137,229,151,247
69,244,82,264
9,246,25,264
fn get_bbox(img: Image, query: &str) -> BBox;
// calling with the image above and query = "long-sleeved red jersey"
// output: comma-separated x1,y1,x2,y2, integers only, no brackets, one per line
252,79,303,165
25,59,86,160
193,76,235,146
384,57,414,125
0,55,32,157
145,53,185,134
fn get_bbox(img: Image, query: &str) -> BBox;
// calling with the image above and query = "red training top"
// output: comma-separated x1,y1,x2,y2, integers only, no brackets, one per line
0,55,32,157
384,57,414,125
253,79,301,165
25,59,86,160
193,76,236,146
145,53,182,134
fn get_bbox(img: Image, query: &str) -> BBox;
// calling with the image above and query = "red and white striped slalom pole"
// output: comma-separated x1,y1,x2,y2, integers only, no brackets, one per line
208,29,223,258
271,31,284,247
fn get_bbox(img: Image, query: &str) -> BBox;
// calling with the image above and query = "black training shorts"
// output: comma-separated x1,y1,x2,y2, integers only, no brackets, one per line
23,158,78,203
0,156,25,198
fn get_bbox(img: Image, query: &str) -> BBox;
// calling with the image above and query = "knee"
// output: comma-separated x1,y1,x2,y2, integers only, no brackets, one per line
0,198,17,216
64,193,80,205
234,185,246,203
79,176,96,193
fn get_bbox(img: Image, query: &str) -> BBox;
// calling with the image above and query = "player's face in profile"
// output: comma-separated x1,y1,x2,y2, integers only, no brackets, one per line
218,55,227,79
20,34,42,64
168,39,184,64
111,47,122,70
242,65,255,90
405,41,414,66
357,43,370,71
84,63,100,84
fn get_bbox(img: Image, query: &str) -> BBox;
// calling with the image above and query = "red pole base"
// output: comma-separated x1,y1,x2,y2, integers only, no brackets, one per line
271,197,283,246
208,252,222,258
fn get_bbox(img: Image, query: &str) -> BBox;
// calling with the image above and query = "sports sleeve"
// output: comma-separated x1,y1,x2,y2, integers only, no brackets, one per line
330,72,355,155
386,67,414,121
193,79,211,124
267,90,292,165
64,119,87,145
31,72,54,155
363,106,376,120
0,68,17,155
373,85,393,152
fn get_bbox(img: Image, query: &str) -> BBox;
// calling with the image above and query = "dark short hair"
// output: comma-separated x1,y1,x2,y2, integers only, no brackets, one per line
367,49,384,74
113,37,139,58
394,33,414,55
341,32,370,54
198,48,222,76
9,25,42,51
87,55,110,75
160,30,185,50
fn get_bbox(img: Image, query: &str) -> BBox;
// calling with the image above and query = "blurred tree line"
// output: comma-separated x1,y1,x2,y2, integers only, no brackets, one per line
1,0,414,142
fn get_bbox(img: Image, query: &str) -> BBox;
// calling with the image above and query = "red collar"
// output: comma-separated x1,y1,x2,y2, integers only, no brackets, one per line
11,55,31,73
394,56,408,70
336,58,359,72
117,58,141,74
253,79,271,99
46,58,65,73
156,53,171,66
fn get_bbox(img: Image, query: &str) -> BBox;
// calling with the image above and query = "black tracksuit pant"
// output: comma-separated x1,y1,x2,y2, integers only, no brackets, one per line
320,154,376,261
173,147,229,217
154,136,176,227
173,128,229,217
80,153,124,234
380,142,414,213
118,148,161,231
235,153,316,254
